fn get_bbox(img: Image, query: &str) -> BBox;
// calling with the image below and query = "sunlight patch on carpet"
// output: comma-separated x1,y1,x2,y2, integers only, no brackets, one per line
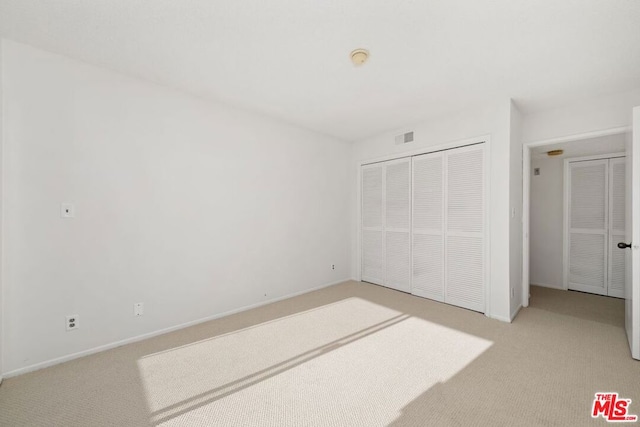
137,298,492,426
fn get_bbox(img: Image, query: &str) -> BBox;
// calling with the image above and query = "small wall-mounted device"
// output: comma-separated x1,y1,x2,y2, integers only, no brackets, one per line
134,303,144,317
534,167,540,176
66,315,79,331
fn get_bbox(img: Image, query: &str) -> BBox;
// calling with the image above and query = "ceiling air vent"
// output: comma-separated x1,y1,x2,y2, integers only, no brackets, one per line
395,131,414,145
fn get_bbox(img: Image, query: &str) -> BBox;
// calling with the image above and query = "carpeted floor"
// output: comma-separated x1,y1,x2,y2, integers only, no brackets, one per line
0,282,638,426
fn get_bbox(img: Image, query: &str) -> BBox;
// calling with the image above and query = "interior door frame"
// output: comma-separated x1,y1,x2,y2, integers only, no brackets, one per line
356,134,491,315
522,126,630,308
627,107,640,359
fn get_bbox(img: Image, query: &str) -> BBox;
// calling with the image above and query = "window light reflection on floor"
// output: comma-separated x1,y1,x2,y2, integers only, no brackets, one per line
137,298,493,426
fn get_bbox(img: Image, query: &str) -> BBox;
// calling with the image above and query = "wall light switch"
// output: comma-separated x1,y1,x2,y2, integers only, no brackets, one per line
60,203,75,218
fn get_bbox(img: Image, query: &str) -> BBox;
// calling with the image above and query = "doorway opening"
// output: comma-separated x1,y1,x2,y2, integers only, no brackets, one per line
522,127,630,307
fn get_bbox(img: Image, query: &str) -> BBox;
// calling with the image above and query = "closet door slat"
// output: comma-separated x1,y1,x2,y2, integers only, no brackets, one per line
412,153,445,301
385,159,412,292
567,159,608,295
361,164,384,285
445,146,485,312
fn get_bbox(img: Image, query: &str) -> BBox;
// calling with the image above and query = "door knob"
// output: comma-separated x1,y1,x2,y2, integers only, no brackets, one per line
618,242,632,249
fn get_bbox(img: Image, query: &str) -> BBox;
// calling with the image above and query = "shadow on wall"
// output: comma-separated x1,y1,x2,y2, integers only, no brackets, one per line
0,281,634,426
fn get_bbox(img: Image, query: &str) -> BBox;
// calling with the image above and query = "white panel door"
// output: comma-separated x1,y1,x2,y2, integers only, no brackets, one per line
567,159,609,296
385,158,412,292
361,163,384,285
625,107,640,360
445,145,485,312
411,152,445,301
608,157,626,298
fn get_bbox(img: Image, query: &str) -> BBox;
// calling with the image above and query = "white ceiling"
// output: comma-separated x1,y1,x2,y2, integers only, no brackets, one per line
1,0,639,141
531,133,627,160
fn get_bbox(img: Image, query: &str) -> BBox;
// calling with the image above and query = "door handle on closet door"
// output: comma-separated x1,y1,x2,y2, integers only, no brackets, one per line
617,242,632,249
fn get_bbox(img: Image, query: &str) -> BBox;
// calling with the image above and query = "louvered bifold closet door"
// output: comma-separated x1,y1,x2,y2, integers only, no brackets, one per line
411,152,445,301
608,157,626,298
445,145,485,312
385,158,412,292
362,163,385,285
568,160,608,296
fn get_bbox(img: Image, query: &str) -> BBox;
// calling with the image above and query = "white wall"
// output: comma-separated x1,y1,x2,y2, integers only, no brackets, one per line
351,100,514,322
1,40,352,375
529,156,564,288
522,89,640,144
509,102,523,317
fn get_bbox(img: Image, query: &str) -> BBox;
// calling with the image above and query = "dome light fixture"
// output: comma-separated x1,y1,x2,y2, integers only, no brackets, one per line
547,149,564,157
350,48,370,66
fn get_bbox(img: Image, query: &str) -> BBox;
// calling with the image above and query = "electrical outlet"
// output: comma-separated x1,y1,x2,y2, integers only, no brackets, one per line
331,264,335,270
134,303,144,317
66,315,79,331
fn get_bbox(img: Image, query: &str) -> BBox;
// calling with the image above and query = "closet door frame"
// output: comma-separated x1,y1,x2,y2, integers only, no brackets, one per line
357,135,491,315
562,152,626,293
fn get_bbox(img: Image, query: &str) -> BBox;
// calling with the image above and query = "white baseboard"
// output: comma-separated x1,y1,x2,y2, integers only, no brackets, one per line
531,282,564,290
3,278,350,379
487,313,512,323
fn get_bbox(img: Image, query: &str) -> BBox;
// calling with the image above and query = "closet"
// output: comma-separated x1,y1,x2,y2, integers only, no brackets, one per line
565,155,625,297
361,143,486,312
361,158,411,292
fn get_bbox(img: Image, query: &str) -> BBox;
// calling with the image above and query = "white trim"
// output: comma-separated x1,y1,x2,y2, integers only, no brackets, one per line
531,282,564,290
2,278,350,378
563,152,625,163
484,139,492,318
522,144,530,307
562,158,568,292
0,38,5,383
628,107,640,359
359,135,490,167
524,126,630,148
487,313,512,323
356,163,362,282
522,128,628,311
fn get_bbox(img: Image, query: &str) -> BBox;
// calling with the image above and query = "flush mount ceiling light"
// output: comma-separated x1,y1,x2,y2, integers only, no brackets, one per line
350,48,369,66
547,149,564,156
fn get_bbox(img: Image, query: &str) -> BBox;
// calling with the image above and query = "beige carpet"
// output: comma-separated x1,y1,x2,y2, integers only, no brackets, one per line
0,282,638,426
